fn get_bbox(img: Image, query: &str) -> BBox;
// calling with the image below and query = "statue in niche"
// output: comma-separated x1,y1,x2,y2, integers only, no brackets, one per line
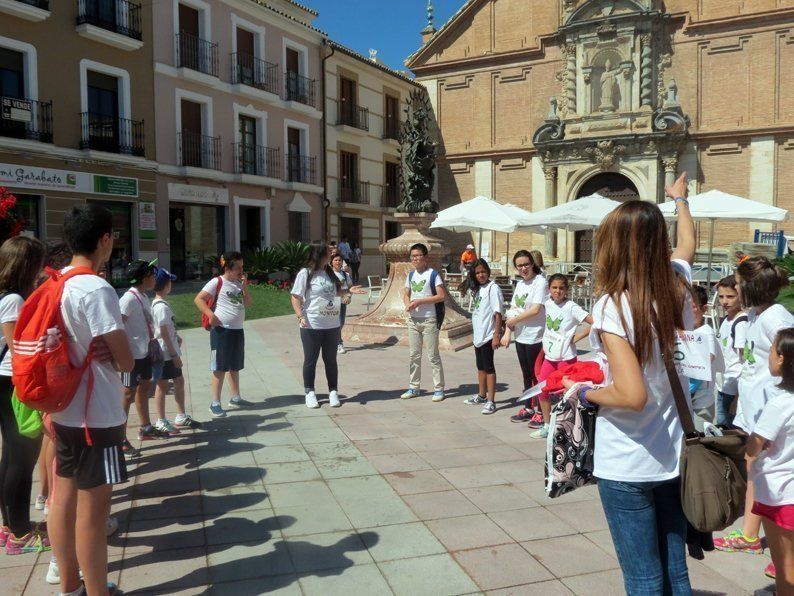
599,59,619,112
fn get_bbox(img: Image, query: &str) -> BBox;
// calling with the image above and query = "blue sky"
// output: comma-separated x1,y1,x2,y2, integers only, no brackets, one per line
306,0,465,72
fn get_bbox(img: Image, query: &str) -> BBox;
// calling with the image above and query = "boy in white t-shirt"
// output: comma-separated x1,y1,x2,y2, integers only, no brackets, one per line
49,204,135,596
688,285,724,430
715,275,748,427
401,243,446,402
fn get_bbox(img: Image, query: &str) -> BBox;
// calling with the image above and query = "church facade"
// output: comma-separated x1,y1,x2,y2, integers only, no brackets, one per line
406,0,794,263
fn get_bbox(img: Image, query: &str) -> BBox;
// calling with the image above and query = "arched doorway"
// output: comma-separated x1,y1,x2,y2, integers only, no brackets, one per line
574,172,639,262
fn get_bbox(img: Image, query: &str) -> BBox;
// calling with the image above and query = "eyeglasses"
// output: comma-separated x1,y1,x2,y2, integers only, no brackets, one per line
410,254,425,259
515,262,531,269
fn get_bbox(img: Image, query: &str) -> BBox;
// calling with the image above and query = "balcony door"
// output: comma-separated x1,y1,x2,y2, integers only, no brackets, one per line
238,115,256,174
385,161,400,207
87,71,119,152
87,0,117,28
339,77,356,123
178,3,201,70
180,99,202,167
339,151,357,202
236,28,255,85
385,95,399,138
285,47,301,101
287,126,301,181
0,48,25,139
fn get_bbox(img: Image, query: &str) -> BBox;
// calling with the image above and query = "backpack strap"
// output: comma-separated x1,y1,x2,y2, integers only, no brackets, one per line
0,291,10,364
730,314,748,345
129,289,154,340
429,270,438,296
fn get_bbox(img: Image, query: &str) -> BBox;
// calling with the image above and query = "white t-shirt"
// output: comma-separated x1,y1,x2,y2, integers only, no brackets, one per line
542,298,589,362
0,293,23,376
405,268,443,320
751,384,794,506
201,277,245,330
716,314,748,396
510,275,548,345
735,304,794,433
52,271,126,429
590,259,694,482
472,281,504,348
291,269,340,330
119,288,153,360
690,324,724,411
152,298,181,361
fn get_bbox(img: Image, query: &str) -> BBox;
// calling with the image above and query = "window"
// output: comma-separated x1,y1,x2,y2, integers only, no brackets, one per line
238,115,256,174
339,77,356,124
385,221,400,241
339,150,357,201
340,216,361,248
180,98,202,166
287,126,301,181
288,211,309,242
0,48,24,99
384,95,400,139
14,194,40,238
384,162,400,207
86,70,119,152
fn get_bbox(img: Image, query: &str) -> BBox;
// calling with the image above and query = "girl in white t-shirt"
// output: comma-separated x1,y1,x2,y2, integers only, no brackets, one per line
565,174,696,594
331,252,353,354
194,251,253,419
532,274,592,439
747,328,794,589
291,245,364,409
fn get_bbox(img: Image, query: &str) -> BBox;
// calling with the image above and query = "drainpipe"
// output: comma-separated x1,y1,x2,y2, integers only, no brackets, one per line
321,39,335,242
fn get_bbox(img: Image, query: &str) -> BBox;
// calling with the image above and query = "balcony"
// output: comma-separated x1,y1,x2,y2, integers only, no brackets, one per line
76,0,142,45
0,0,50,21
339,180,370,205
178,131,221,170
283,71,315,108
80,112,144,155
382,185,399,208
176,32,218,78
383,120,400,141
233,143,280,179
0,97,52,143
337,102,369,131
230,53,279,96
286,154,316,185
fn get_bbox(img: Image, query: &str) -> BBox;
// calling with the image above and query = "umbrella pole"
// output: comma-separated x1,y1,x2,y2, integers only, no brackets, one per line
478,230,483,258
706,219,715,287
506,233,510,274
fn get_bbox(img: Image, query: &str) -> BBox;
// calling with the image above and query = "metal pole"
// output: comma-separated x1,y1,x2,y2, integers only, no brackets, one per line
506,233,510,273
706,218,715,287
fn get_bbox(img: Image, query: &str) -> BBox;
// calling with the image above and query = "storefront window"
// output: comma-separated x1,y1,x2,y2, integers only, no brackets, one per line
89,200,132,286
14,194,40,239
169,204,225,281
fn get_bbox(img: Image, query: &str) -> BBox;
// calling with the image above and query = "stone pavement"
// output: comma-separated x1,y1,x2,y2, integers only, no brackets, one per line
5,295,776,595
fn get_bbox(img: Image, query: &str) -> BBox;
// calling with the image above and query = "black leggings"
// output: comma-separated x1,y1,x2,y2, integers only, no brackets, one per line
0,375,42,535
515,341,543,391
300,327,340,392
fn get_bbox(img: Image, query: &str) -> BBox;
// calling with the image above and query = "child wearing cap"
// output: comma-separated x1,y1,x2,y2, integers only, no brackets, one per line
151,268,197,434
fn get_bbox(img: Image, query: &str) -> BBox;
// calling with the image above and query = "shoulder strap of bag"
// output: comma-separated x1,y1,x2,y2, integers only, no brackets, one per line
661,339,698,437
0,291,10,364
429,270,438,296
129,289,154,340
730,314,749,344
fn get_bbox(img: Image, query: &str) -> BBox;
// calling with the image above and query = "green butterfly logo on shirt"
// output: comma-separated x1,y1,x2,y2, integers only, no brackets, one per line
743,341,756,365
226,290,244,306
410,279,427,293
546,315,562,331
514,294,527,308
473,295,482,310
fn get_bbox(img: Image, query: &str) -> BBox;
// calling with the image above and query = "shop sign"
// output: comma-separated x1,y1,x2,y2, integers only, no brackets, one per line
168,182,228,205
138,202,156,240
0,163,138,197
1,98,32,123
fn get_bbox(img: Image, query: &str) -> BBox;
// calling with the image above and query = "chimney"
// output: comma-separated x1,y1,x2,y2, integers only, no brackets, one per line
421,0,436,44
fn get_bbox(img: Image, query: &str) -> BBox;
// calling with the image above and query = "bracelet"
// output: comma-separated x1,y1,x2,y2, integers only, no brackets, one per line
578,385,595,408
296,314,304,320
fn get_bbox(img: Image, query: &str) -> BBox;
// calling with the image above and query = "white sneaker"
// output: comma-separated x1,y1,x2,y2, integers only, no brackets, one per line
46,558,59,584
106,516,119,537
337,344,346,354
305,391,319,409
35,495,46,510
481,401,496,415
329,390,341,408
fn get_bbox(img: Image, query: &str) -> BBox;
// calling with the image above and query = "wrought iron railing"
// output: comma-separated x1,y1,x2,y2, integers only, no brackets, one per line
286,154,316,185
178,131,221,170
176,32,218,77
80,112,143,155
339,180,370,204
233,143,280,178
230,53,279,96
337,102,369,131
77,0,142,40
283,71,315,107
0,97,52,143
382,185,399,208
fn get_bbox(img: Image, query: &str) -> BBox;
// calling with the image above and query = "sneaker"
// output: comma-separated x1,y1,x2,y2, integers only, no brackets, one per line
527,412,544,429
464,395,488,405
329,390,341,408
0,526,8,548
209,402,227,418
106,516,118,537
530,425,549,439
764,561,775,579
43,501,49,516
228,396,253,408
337,344,346,354
510,408,535,423
5,529,50,555
155,419,181,436
481,401,496,414
138,425,170,440
35,495,46,510
713,530,764,554
122,438,141,459
174,414,201,429
305,391,319,409
46,558,59,584
432,389,445,402
400,388,420,399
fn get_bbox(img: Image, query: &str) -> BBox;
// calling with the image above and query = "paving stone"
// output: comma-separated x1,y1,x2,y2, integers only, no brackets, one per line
454,543,554,590
205,507,281,546
383,469,456,495
353,438,413,456
486,579,575,595
359,522,445,561
303,441,362,460
298,563,393,595
284,531,374,572
402,489,480,520
489,508,579,542
265,480,335,508
251,444,311,465
313,456,379,479
545,500,609,533
378,553,479,596
201,486,272,516
461,484,541,513
130,492,203,521
260,461,322,484
207,540,294,584
273,500,353,537
209,576,302,595
124,515,206,554
561,569,626,595
120,547,208,593
367,452,433,474
521,535,618,578
426,513,514,552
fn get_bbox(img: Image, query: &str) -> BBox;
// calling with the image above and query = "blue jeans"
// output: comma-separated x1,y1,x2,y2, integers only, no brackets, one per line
716,391,736,426
598,478,691,596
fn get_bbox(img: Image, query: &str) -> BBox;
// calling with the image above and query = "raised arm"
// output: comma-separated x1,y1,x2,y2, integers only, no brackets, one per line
666,171,696,265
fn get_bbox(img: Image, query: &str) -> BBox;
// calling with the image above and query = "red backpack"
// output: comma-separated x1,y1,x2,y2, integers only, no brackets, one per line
12,267,97,423
201,276,223,330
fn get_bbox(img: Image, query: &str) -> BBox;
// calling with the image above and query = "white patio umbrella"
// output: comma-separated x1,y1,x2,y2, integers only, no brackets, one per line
518,194,622,232
501,203,536,265
430,195,520,255
658,189,789,284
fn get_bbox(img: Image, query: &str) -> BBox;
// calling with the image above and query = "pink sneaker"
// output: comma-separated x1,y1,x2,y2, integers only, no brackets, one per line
713,530,764,554
0,526,8,547
527,412,544,429
5,529,51,555
764,561,776,579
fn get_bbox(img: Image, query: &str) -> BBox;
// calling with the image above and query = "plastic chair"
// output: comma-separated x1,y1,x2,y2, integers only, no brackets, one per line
367,275,383,307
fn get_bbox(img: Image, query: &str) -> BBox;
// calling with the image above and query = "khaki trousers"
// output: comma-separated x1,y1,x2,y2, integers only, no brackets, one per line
408,317,444,391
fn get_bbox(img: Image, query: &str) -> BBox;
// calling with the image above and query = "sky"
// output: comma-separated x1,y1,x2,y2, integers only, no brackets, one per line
305,0,466,73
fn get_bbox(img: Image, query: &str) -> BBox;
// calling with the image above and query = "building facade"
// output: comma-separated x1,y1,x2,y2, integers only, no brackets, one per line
0,0,157,283
407,0,794,264
152,0,325,280
324,42,422,277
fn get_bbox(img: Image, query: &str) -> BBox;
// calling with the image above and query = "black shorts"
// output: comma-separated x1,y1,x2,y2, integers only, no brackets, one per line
475,342,496,374
153,359,183,381
210,327,245,372
53,423,128,490
121,356,152,388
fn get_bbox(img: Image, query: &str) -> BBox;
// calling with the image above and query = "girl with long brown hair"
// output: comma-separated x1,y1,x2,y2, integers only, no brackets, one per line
564,173,696,593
